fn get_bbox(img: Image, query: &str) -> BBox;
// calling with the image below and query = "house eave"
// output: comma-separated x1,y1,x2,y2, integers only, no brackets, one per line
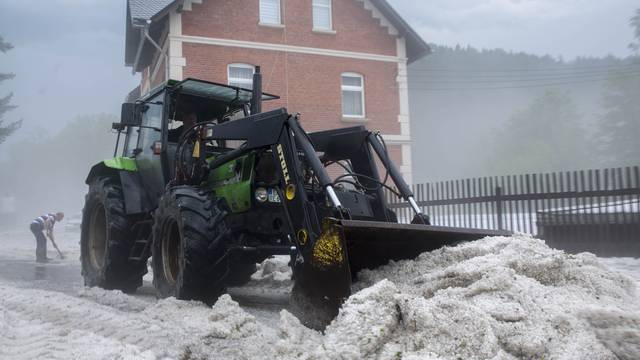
125,0,181,71
368,0,430,63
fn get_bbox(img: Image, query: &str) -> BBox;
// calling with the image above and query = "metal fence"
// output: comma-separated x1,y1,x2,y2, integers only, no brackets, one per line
386,166,640,256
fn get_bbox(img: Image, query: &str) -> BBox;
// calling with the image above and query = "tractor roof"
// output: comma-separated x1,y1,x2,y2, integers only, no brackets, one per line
167,78,279,103
140,78,279,103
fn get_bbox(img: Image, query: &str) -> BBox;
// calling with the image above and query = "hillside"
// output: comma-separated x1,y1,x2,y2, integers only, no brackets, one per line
408,45,638,182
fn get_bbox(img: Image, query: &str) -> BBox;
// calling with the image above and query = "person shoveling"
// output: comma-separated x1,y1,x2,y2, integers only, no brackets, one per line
30,212,65,262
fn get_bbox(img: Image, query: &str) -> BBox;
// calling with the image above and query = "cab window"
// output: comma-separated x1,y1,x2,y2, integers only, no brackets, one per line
137,93,164,156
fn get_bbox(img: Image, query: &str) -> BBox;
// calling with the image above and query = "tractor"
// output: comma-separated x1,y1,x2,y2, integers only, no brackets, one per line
81,68,507,328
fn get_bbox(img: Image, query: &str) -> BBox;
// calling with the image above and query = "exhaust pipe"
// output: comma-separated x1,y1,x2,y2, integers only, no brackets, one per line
250,66,262,114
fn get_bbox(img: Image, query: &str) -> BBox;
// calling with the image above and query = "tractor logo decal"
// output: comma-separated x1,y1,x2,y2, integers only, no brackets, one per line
277,144,291,184
312,220,345,268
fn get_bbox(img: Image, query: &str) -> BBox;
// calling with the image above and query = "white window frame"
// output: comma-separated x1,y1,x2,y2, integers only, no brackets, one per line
228,63,255,89
341,72,365,118
259,0,282,26
312,0,333,31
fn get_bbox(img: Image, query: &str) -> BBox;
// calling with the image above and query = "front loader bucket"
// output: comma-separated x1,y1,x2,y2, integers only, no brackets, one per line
339,219,511,274
291,218,511,329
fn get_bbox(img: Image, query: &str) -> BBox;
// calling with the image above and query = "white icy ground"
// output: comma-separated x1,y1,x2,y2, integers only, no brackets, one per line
0,230,639,359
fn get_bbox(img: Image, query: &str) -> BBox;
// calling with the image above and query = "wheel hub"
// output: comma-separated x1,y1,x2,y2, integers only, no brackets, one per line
88,205,107,270
162,220,181,286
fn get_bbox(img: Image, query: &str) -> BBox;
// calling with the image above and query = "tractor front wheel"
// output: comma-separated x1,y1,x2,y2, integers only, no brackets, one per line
152,187,230,303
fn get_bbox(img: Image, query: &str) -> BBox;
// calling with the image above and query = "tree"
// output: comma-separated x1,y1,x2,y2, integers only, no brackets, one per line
592,9,640,166
630,9,640,52
0,35,21,144
487,90,589,174
0,113,117,218
594,73,640,166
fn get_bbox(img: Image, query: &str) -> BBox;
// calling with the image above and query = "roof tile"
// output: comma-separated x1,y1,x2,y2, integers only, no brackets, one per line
129,0,177,22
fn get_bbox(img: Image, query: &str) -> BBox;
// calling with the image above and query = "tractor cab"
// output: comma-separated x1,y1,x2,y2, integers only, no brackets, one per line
112,77,278,209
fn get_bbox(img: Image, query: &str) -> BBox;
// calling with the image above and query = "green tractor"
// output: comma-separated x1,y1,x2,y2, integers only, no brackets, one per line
81,68,506,328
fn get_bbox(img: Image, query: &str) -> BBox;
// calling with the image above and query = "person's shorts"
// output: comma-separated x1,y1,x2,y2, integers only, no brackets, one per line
30,222,44,233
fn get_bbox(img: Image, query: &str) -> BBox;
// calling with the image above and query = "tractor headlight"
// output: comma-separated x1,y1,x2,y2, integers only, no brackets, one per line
255,187,268,203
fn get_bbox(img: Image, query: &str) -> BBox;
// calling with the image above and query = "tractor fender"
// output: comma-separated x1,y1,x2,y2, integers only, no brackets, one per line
85,159,147,215
85,157,138,184
85,161,119,185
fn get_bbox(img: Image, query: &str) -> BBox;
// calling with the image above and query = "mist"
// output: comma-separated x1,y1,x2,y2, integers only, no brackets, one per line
408,46,639,183
0,0,638,224
0,1,638,357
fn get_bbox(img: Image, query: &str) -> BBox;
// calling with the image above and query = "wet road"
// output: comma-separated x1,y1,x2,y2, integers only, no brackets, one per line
0,228,85,295
0,258,83,293
0,227,290,327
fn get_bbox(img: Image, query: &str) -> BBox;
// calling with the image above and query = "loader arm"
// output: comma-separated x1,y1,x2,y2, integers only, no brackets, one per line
288,116,513,328
187,107,511,329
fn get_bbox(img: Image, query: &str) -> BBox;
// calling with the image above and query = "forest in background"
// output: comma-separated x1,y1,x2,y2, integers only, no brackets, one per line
409,44,639,183
0,114,116,222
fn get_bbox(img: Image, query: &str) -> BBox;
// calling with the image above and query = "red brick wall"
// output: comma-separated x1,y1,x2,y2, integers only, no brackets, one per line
178,0,405,165
182,44,400,136
142,0,406,168
182,0,397,56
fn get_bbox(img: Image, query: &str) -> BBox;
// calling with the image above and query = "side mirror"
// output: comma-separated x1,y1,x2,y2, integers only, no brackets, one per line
120,103,141,127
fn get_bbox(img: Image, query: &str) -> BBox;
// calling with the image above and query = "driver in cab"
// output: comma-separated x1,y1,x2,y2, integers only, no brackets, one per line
168,109,198,143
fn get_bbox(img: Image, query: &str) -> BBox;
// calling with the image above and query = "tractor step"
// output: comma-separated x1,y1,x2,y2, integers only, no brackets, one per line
128,220,153,262
129,239,151,261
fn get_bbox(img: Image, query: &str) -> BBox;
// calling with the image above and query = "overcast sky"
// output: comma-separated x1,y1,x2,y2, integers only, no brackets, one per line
392,0,638,60
0,0,638,141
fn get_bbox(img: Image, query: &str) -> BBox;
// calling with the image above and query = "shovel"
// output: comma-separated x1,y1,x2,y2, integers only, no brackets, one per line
48,235,65,259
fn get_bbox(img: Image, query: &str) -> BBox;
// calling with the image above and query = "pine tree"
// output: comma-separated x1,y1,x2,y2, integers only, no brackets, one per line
630,9,640,52
0,35,21,144
488,90,589,174
593,9,640,166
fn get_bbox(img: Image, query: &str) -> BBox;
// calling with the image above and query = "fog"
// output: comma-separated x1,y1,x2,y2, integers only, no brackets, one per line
0,0,638,224
408,47,639,182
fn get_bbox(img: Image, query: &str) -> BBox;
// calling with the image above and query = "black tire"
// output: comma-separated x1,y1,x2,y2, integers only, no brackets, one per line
80,177,146,292
152,186,230,303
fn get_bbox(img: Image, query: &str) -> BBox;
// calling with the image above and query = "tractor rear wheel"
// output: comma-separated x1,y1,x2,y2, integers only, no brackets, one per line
152,187,230,303
80,177,145,292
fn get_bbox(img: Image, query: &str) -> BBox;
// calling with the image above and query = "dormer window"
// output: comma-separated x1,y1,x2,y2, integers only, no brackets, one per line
260,0,281,25
312,0,332,31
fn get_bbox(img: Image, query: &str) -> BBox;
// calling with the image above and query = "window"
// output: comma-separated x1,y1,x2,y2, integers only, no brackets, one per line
259,0,281,25
341,73,365,118
228,64,255,89
137,93,164,157
123,126,139,157
313,0,332,30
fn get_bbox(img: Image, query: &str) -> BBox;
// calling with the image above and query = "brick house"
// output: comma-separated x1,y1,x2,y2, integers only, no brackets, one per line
125,0,429,183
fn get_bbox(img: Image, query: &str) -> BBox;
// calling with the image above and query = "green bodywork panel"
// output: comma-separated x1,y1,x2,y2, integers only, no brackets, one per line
103,157,138,171
206,154,255,213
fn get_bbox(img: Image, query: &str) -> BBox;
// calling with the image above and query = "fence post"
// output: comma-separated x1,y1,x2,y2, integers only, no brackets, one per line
495,186,504,230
